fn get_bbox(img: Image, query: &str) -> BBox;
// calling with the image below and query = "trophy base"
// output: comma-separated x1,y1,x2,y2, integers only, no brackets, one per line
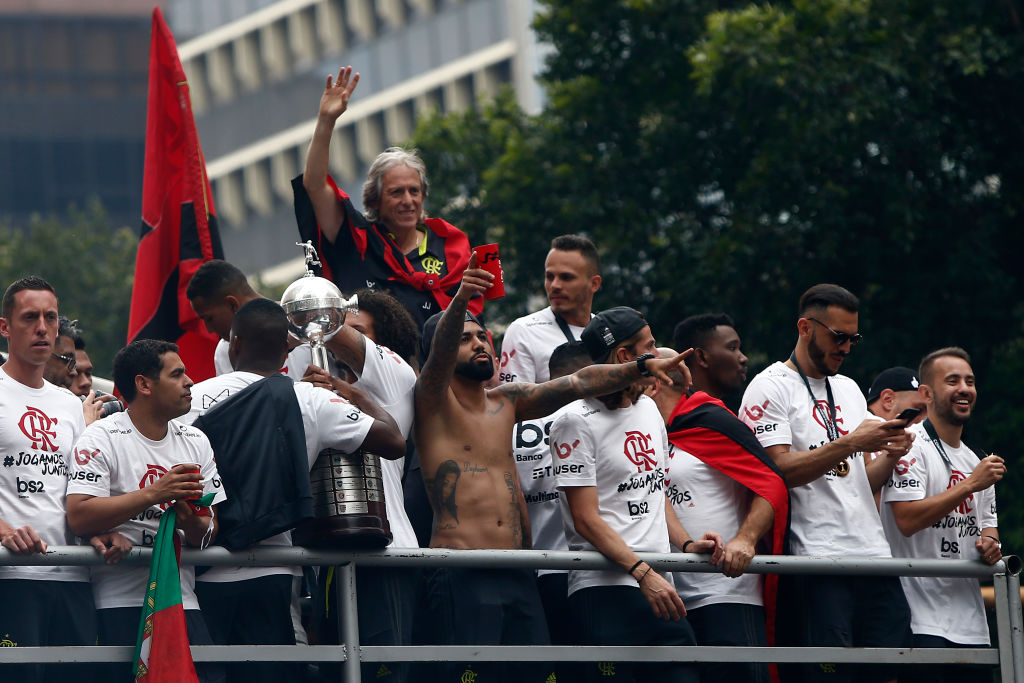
293,510,392,550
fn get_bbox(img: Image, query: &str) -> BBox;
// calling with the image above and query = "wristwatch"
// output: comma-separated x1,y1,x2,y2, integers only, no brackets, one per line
636,353,655,377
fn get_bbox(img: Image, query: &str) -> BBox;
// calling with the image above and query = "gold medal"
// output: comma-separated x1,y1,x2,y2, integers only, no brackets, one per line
834,459,850,477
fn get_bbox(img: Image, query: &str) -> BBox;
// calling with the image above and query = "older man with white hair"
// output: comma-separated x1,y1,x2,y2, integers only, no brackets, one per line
293,65,479,329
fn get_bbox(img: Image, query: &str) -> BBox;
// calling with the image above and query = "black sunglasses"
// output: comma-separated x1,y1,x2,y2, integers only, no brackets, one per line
51,352,77,372
808,318,863,347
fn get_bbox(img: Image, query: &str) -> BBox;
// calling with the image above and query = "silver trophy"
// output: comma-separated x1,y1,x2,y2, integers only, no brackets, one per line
283,242,392,549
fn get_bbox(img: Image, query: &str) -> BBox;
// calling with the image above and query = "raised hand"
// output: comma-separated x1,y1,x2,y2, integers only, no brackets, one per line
645,348,694,387
454,252,494,302
968,455,1006,492
319,66,360,122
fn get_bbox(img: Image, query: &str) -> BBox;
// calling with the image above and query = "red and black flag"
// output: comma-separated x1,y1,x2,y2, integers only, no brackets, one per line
128,7,223,381
666,390,789,649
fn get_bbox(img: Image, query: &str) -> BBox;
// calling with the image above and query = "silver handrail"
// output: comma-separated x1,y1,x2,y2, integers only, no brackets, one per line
0,547,1020,682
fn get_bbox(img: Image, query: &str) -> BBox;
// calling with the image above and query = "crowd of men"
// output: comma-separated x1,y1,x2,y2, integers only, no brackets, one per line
0,65,1005,683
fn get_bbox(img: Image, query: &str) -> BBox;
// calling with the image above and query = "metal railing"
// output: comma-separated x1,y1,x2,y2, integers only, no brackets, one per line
1,546,1021,682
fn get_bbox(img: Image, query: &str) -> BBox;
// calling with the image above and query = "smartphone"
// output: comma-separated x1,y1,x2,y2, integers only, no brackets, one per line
895,407,921,425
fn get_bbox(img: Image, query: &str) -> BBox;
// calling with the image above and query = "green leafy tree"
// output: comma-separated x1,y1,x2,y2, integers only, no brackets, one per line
0,200,137,377
410,0,1024,548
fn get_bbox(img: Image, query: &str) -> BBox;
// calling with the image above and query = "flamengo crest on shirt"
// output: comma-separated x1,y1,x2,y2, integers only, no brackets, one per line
811,399,849,435
623,431,657,473
949,469,974,514
139,464,172,510
18,407,59,452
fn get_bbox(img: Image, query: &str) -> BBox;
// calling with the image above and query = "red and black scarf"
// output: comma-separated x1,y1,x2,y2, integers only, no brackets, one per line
293,174,481,323
667,390,789,649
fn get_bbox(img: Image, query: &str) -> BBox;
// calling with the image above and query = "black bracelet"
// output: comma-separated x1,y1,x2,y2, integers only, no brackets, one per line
628,560,645,576
983,535,1002,550
681,540,694,553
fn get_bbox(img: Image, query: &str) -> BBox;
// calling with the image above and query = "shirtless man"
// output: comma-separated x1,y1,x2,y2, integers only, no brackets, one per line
414,255,690,682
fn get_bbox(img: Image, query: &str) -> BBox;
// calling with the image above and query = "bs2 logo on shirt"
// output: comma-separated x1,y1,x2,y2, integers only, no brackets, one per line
554,439,580,459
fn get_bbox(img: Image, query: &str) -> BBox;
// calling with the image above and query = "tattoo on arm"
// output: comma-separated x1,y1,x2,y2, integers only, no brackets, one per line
509,363,637,420
427,460,461,533
415,298,470,400
504,470,527,550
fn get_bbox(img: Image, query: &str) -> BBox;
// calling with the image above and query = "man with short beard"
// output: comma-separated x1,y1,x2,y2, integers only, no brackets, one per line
880,347,1004,683
415,263,692,683
739,283,915,683
551,308,723,683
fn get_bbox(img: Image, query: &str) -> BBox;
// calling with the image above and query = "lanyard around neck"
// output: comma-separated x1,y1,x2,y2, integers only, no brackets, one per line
790,352,839,442
921,418,954,472
553,312,578,344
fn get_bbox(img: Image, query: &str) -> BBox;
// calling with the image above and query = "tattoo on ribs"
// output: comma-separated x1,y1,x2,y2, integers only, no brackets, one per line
504,471,524,549
428,459,461,531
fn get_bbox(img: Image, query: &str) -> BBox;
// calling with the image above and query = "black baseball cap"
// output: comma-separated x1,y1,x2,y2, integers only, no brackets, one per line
419,309,487,365
866,366,920,404
581,307,649,363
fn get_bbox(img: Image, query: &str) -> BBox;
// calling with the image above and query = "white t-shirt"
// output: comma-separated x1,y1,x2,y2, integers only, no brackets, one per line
552,395,671,595
183,370,377,581
499,307,587,384
345,336,418,549
739,361,891,558
67,412,227,609
514,410,570,576
881,423,997,644
213,339,232,376
278,336,418,548
214,338,311,381
0,369,87,582
665,443,762,609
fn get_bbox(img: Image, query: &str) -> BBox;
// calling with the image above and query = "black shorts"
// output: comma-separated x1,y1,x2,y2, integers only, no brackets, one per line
0,578,96,683
314,565,418,683
569,584,698,683
195,574,297,683
424,567,550,683
901,634,992,683
537,572,583,683
779,574,912,683
686,602,768,683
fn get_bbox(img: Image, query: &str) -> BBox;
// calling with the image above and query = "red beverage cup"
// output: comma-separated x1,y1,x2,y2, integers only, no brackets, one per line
175,463,209,515
472,243,505,300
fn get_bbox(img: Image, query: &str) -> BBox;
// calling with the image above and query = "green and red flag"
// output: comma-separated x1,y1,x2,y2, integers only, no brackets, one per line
128,6,224,382
133,492,215,683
